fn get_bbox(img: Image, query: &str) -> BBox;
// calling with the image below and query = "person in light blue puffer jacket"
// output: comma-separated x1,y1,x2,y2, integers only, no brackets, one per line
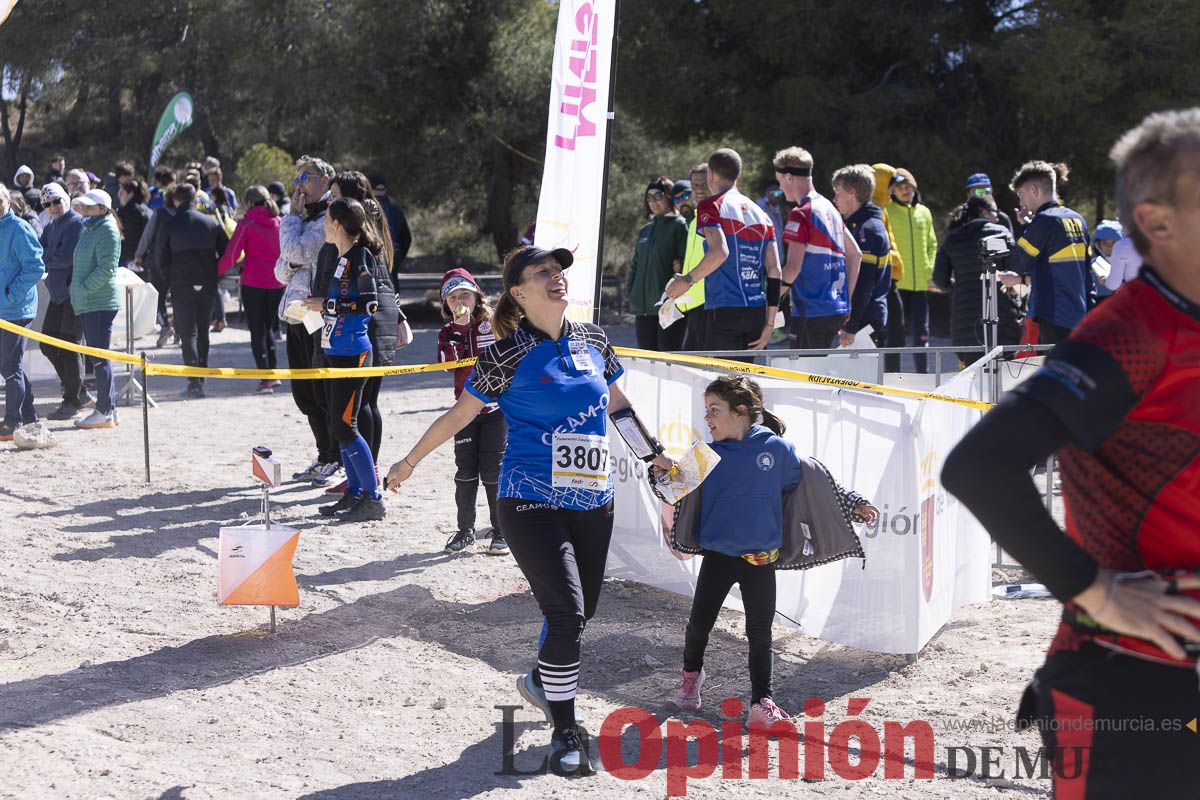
0,182,47,440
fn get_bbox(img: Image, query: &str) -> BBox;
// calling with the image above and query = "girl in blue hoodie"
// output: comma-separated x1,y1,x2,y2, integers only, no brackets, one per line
670,375,878,726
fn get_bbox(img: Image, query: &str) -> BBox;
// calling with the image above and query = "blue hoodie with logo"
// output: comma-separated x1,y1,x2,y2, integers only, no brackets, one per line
698,424,804,557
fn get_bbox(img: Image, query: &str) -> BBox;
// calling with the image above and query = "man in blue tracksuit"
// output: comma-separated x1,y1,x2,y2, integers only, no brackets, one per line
1003,161,1092,344
832,164,891,347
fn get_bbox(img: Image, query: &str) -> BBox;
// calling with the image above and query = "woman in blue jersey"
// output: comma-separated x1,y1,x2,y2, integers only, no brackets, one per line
306,198,385,522
386,245,672,771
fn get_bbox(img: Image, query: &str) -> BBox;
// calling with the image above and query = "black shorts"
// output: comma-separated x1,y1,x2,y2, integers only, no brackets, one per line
1018,643,1200,798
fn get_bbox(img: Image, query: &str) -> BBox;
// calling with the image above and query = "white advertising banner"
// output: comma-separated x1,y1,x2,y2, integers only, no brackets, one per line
608,359,993,656
533,0,616,323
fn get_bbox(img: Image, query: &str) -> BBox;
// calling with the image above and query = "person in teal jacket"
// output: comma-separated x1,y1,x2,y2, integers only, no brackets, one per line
887,169,938,373
627,176,688,351
0,183,47,440
70,190,122,429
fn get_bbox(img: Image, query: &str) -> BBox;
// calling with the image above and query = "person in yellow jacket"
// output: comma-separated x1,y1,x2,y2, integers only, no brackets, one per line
676,163,709,350
871,164,906,371
887,168,938,373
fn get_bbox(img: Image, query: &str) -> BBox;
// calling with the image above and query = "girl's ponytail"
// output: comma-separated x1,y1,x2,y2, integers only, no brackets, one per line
761,408,786,437
493,291,524,339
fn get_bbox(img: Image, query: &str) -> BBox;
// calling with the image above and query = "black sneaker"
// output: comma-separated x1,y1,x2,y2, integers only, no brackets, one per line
48,402,83,421
339,495,386,522
550,725,590,775
488,531,510,555
319,493,358,517
444,530,475,553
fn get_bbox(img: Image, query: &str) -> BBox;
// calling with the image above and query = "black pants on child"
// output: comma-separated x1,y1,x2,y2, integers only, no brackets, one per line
683,551,777,703
241,285,283,369
498,498,614,733
454,410,507,534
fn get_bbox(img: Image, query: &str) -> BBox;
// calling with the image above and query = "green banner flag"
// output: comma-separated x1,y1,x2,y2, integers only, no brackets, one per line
149,92,195,168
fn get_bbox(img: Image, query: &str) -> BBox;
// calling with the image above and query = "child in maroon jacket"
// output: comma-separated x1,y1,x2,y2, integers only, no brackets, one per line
437,268,509,554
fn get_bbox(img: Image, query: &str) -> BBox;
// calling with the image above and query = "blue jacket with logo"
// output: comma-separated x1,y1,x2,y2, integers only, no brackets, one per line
698,425,803,557
844,202,892,334
0,210,46,321
1010,201,1093,329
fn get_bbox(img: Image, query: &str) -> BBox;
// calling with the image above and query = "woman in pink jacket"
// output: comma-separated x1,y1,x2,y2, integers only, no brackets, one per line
219,185,285,393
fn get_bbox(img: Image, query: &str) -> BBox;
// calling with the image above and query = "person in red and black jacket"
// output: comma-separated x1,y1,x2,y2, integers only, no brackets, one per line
437,268,509,555
943,108,1200,799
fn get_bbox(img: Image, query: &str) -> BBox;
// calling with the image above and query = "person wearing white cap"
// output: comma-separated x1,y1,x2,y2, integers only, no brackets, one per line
70,189,122,429
38,182,92,420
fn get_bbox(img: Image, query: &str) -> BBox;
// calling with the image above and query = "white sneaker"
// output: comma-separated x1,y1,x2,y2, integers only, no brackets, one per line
74,409,118,429
311,461,343,487
293,459,322,481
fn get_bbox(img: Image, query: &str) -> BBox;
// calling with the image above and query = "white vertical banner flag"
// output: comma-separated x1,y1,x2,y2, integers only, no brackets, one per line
0,0,19,28
534,0,617,323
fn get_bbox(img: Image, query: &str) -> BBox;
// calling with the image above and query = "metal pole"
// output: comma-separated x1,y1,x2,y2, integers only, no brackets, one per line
1044,454,1055,516
590,0,621,323
141,353,150,484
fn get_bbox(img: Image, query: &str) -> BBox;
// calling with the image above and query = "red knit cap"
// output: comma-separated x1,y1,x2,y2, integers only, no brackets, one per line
440,267,483,301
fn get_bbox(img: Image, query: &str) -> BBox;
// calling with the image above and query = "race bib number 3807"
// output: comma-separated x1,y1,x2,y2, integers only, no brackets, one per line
551,432,610,490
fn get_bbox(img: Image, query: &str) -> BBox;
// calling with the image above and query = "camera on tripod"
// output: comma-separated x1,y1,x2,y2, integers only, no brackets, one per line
979,234,1010,269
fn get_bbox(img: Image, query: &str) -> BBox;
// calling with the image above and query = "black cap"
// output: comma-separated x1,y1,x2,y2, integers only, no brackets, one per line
503,246,574,289
267,181,285,197
369,174,387,192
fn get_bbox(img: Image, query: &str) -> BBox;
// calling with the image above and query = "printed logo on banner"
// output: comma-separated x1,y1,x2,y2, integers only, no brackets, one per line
553,3,600,151
919,450,937,603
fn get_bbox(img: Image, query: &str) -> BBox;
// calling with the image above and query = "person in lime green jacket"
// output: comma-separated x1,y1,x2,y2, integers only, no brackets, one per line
676,163,709,351
70,189,122,428
887,168,938,373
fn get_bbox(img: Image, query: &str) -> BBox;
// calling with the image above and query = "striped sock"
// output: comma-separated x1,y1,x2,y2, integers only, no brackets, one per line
537,659,580,702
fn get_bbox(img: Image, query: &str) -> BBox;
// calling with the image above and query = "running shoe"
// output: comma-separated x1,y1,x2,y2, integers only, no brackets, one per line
211,319,227,333
747,697,791,727
339,495,386,522
293,459,322,481
324,479,349,495
74,409,118,429
179,384,205,400
311,462,342,487
319,493,358,517
156,325,174,348
445,530,475,553
0,424,14,442
550,725,588,774
268,379,283,390
255,379,275,394
675,668,705,711
517,670,552,723
47,402,83,421
487,531,510,555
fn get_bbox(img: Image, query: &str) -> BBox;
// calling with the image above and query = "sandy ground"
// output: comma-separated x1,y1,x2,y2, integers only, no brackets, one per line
0,318,1063,799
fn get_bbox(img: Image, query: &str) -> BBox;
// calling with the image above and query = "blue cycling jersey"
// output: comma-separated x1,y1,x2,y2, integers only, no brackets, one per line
465,318,624,510
323,245,376,356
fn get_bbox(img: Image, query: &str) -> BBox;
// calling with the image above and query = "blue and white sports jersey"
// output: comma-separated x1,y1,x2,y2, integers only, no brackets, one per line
694,187,776,309
464,318,624,510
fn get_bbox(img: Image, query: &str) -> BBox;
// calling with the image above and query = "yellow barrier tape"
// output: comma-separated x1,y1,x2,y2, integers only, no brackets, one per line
0,317,144,366
610,346,994,412
0,317,991,410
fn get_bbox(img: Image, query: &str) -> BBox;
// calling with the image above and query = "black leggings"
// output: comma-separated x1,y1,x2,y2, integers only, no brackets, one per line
287,323,337,464
357,375,383,459
324,351,371,447
454,410,507,533
683,551,777,703
241,285,283,370
1020,643,1200,798
498,498,614,730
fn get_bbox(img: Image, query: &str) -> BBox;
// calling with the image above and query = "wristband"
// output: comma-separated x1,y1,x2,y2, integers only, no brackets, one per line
403,456,417,469
766,277,782,307
610,407,665,462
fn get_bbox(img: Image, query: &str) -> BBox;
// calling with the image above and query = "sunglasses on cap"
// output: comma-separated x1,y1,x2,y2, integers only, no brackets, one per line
674,190,692,202
971,187,992,197
645,190,667,202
